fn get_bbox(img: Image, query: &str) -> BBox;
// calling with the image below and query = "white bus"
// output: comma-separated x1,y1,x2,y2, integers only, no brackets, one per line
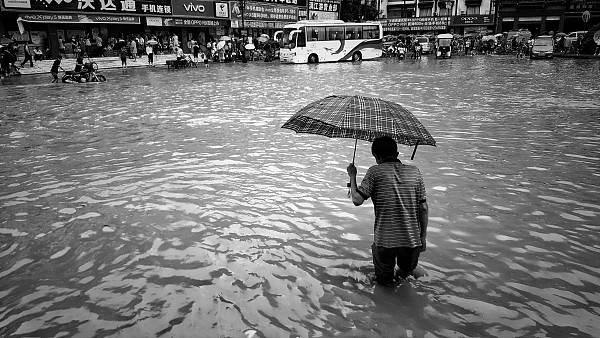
277,20,383,64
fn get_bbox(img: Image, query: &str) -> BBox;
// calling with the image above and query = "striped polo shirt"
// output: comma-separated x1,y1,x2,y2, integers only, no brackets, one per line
357,159,426,248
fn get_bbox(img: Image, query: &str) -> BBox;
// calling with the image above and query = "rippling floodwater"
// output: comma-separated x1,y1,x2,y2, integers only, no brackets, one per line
1,56,599,337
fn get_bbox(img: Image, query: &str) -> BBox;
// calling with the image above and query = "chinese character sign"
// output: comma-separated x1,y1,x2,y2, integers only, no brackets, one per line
238,3,299,22
11,0,172,14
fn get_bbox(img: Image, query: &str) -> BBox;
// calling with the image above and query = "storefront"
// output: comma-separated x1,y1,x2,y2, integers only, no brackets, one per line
166,0,229,50
0,0,171,57
450,14,494,35
381,16,449,34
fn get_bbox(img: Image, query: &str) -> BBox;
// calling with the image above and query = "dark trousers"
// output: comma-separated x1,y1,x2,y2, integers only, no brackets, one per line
372,243,420,284
21,53,33,67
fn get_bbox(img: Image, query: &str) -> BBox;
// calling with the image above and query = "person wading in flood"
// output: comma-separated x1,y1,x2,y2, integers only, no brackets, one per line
346,136,428,286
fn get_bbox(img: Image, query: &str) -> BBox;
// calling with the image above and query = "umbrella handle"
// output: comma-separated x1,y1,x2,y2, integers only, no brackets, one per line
411,141,420,160
348,138,358,192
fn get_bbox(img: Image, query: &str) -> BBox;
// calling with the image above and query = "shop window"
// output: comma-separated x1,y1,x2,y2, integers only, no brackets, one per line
466,6,480,14
420,8,433,16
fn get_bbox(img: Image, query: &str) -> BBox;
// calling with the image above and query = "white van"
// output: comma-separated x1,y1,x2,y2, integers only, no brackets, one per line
565,31,587,47
416,36,433,54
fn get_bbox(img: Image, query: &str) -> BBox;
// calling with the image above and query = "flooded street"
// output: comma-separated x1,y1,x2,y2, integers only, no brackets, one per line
1,56,599,337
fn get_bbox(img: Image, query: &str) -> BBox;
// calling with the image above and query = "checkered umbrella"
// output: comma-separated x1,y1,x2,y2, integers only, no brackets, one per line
282,95,436,160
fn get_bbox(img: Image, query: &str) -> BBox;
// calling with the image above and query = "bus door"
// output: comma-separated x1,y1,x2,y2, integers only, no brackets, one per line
289,29,307,60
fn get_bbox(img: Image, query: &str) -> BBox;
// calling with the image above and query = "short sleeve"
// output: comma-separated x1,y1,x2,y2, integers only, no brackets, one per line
357,167,375,200
416,169,426,203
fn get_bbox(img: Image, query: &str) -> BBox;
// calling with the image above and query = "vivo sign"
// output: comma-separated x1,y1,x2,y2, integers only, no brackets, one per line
184,3,205,12
171,0,216,17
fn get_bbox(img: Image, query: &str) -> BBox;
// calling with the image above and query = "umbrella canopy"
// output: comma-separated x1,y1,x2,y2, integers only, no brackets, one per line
282,95,435,160
146,39,158,45
217,40,226,49
257,36,269,43
260,33,270,39
220,36,232,41
245,43,255,50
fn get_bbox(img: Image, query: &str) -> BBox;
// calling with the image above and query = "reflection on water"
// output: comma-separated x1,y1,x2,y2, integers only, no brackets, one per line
1,57,599,337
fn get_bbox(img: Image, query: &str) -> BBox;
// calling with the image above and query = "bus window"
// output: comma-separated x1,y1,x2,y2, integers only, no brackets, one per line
308,26,325,41
363,25,379,39
345,26,362,40
326,26,344,40
297,27,306,47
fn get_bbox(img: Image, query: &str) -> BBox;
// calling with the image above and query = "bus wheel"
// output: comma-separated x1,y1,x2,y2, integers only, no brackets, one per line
352,52,362,62
308,54,319,64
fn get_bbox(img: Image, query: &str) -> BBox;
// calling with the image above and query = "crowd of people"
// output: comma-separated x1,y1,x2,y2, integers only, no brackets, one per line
383,30,600,59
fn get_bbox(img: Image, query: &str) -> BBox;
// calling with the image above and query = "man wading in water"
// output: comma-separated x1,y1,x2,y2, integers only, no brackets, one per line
347,136,428,286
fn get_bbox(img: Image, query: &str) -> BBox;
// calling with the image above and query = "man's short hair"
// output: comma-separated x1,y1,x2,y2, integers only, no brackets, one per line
372,136,398,158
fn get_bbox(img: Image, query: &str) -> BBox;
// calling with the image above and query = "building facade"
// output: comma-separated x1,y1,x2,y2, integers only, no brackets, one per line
378,0,599,35
0,0,317,56
379,0,496,34
497,0,600,35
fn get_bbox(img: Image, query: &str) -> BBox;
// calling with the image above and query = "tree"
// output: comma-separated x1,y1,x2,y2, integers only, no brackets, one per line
340,0,380,22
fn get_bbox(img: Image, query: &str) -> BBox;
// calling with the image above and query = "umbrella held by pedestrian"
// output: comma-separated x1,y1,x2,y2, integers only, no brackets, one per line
281,94,436,173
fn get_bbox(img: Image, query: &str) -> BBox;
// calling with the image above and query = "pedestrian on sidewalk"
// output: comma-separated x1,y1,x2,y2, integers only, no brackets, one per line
20,42,33,68
129,39,137,61
193,42,199,62
50,55,64,83
120,47,128,69
146,44,154,67
347,136,428,286
200,51,208,68
58,37,66,58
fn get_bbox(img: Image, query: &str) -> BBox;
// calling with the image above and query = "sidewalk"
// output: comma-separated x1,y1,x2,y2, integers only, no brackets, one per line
16,54,176,76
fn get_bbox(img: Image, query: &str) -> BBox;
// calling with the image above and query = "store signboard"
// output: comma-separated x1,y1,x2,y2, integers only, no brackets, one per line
215,2,229,18
233,2,298,22
19,13,141,23
162,17,224,26
382,16,448,32
3,0,172,15
146,16,163,25
451,15,493,26
308,0,339,13
170,0,217,17
3,0,30,8
243,20,288,28
249,0,307,7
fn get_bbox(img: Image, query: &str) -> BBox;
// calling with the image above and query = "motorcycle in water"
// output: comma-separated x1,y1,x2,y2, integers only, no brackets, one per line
62,62,106,83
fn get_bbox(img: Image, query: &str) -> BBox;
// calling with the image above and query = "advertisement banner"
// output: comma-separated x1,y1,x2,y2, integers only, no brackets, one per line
3,0,30,8
308,0,339,13
19,13,141,23
382,16,449,32
215,2,229,18
248,0,306,7
231,2,298,22
451,15,493,26
3,0,172,16
170,0,216,17
146,16,163,26
162,17,224,26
